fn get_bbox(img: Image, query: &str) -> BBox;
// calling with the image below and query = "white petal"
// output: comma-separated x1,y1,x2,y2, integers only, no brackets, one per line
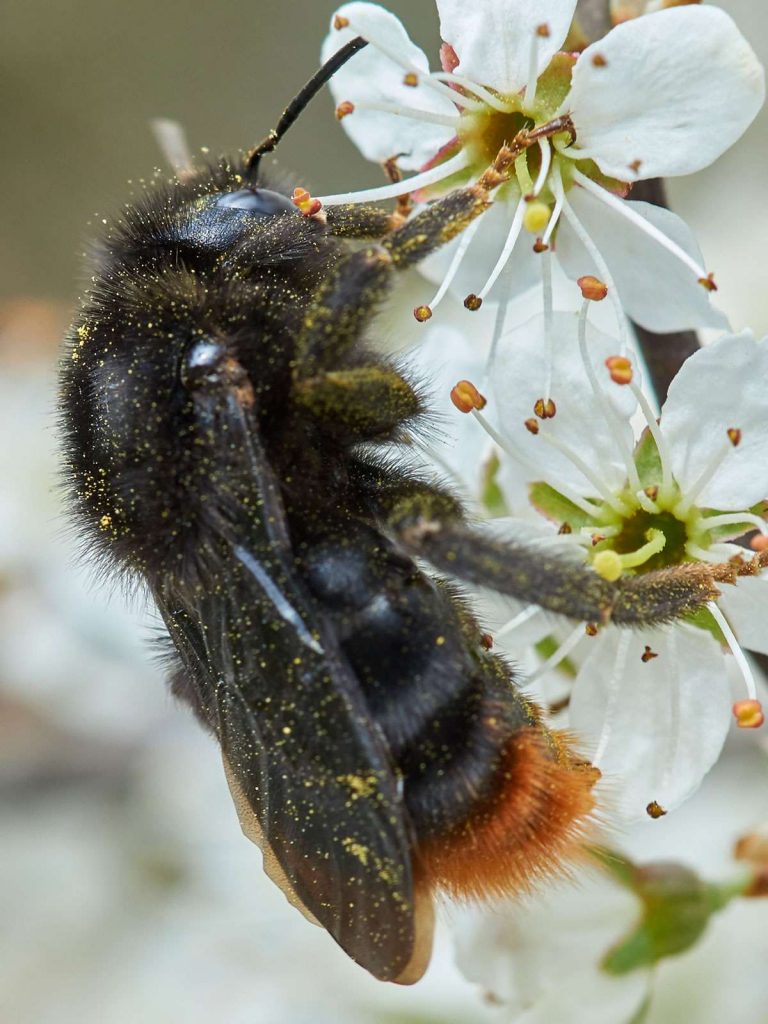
714,574,768,657
455,872,643,1015
436,0,577,94
565,6,765,179
321,4,457,170
418,200,541,304
557,189,729,333
489,311,637,502
660,331,768,509
569,626,732,820
402,323,493,499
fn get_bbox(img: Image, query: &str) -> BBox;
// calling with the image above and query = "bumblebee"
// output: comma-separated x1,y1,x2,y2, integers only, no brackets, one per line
59,39,721,982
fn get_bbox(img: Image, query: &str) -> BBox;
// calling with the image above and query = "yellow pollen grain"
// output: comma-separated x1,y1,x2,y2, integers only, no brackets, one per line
99,514,112,529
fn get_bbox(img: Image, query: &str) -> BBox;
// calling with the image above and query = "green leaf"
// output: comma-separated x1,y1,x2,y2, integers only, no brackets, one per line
602,863,718,976
481,451,510,517
528,481,597,531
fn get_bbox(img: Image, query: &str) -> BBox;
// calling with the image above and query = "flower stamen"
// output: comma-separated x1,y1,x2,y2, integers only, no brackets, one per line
708,603,763,728
420,216,483,317
676,435,735,515
317,150,471,205
473,194,526,302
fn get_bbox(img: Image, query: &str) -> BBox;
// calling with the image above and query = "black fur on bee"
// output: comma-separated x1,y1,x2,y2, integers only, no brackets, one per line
59,51,723,985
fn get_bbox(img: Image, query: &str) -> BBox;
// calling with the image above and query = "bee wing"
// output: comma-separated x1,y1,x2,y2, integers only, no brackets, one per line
153,389,431,982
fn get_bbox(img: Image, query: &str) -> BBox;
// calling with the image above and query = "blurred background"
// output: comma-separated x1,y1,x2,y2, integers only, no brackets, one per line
1,1,767,1021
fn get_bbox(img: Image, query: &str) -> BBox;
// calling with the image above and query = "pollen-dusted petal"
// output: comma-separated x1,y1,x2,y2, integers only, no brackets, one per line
569,626,732,821
489,312,636,502
436,0,577,94
322,3,457,170
564,6,765,179
558,190,729,333
660,331,768,510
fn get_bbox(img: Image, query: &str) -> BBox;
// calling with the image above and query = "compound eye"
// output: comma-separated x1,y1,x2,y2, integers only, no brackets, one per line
215,188,297,217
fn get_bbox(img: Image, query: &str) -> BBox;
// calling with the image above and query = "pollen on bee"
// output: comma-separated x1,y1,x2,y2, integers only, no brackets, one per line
335,101,355,120
450,380,487,413
733,699,765,729
605,355,633,385
577,275,608,301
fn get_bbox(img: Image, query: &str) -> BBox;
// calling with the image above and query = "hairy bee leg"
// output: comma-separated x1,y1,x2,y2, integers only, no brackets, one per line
294,366,421,437
325,205,405,239
378,485,720,626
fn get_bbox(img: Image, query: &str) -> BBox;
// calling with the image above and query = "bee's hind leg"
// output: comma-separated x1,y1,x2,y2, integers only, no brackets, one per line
367,478,721,628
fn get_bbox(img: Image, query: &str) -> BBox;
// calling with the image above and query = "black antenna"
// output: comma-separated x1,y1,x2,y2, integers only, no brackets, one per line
245,36,368,181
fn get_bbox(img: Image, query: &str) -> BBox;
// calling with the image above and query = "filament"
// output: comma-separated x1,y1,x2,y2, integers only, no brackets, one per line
431,72,515,112
537,429,633,516
699,512,768,535
708,602,758,701
424,216,482,312
628,380,675,504
675,441,732,516
571,169,709,281
542,253,554,403
533,139,552,197
317,150,470,205
528,622,586,684
476,195,526,300
349,101,460,127
577,300,641,492
495,604,542,640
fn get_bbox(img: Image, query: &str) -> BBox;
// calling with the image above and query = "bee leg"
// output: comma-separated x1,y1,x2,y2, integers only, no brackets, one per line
294,366,421,439
324,205,405,239
375,483,721,627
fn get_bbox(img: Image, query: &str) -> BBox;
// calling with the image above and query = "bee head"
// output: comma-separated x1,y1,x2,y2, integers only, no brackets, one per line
171,187,301,252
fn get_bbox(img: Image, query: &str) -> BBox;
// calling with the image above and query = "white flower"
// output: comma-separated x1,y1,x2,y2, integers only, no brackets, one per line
414,281,768,820
321,0,763,332
455,738,768,1024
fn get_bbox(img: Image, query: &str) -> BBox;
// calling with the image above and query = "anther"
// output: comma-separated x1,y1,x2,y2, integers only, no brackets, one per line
533,238,549,253
585,623,599,636
605,355,633,385
335,101,355,120
559,522,573,535
534,397,556,419
751,534,768,552
591,533,606,546
641,645,658,663
440,42,460,73
524,418,540,435
536,22,551,37
646,801,667,819
333,14,350,29
628,159,643,174
413,305,433,323
593,550,623,581
577,275,608,301
523,199,551,234
450,379,487,414
480,633,494,650
727,428,742,447
464,293,483,311
292,187,322,216
733,699,765,729
591,53,608,67
644,485,659,501
698,272,718,292
403,72,419,87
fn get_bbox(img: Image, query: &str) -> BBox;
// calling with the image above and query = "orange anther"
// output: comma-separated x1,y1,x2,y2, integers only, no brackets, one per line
605,355,633,385
450,379,487,414
641,645,658,663
585,623,599,636
591,53,608,67
727,427,742,447
413,305,433,323
524,418,540,435
403,72,419,87
577,275,608,301
733,699,765,729
464,293,483,311
536,22,551,37
698,272,718,292
335,101,355,120
533,397,556,419
533,238,549,253
750,534,768,552
334,14,350,29
291,187,322,217
646,801,667,819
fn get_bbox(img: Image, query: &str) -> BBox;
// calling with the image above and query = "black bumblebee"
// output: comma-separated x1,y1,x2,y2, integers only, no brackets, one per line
59,39,721,982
